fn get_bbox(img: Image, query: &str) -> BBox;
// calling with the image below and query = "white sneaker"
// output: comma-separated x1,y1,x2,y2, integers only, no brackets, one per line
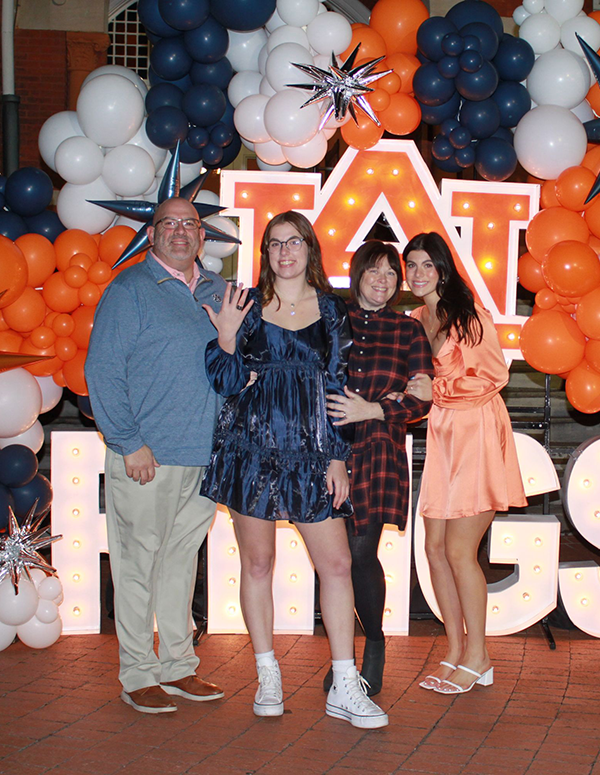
326,666,388,729
253,661,284,717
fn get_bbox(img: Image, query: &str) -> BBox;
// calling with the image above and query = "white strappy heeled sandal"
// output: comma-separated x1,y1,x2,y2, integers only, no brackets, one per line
434,664,494,695
418,661,457,690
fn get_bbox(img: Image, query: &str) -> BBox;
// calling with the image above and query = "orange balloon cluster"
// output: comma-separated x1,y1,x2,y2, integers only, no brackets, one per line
339,0,427,150
0,225,139,396
519,151,600,413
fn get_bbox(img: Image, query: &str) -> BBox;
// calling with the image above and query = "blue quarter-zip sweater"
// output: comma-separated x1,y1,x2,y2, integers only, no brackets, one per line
85,254,227,466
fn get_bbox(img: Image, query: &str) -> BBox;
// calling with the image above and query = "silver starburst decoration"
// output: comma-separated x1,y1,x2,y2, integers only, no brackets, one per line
288,44,393,130
0,503,62,591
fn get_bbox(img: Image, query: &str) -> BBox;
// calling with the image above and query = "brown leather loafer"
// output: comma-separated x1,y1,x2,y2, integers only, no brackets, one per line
161,674,224,702
120,685,177,714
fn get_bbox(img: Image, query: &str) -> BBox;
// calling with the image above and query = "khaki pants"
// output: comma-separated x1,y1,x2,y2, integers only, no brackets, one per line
105,448,216,693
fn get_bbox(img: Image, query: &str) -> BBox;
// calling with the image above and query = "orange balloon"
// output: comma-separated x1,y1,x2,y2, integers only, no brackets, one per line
583,195,600,238
586,338,600,371
15,233,57,288
535,289,557,310
55,336,78,361
582,145,600,175
367,88,391,111
0,236,28,308
520,309,585,374
378,92,421,135
587,83,600,117
341,111,385,150
566,361,600,413
53,369,67,388
526,207,590,262
69,253,93,271
369,0,429,55
518,252,547,293
79,282,101,306
542,241,600,297
2,287,46,332
341,23,387,62
42,272,81,313
64,265,89,288
45,311,59,328
385,52,420,93
88,261,112,285
99,226,136,265
540,180,560,209
62,349,89,395
30,325,57,349
555,166,596,211
71,306,96,349
20,339,61,377
54,229,99,271
52,313,76,337
576,287,600,339
0,310,8,332
0,330,23,352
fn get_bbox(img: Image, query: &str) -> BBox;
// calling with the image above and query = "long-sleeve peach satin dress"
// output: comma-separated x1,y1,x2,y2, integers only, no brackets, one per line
411,305,527,519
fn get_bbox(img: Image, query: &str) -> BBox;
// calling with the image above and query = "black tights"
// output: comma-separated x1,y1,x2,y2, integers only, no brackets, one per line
347,522,385,642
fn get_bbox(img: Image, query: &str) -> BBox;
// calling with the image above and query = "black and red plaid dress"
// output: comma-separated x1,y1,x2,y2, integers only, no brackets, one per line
347,301,434,535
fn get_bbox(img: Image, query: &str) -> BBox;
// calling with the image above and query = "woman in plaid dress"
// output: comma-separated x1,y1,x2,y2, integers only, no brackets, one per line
326,240,434,695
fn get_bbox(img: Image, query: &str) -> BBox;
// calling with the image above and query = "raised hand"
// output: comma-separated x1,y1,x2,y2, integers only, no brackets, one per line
202,282,254,354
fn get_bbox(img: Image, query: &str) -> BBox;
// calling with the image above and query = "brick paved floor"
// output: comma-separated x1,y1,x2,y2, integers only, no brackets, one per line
1,619,599,775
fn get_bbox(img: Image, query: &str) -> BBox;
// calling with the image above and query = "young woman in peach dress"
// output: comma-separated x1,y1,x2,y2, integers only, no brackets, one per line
402,232,527,695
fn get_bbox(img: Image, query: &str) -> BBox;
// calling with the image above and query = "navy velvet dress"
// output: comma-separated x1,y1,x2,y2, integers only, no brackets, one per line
200,288,353,522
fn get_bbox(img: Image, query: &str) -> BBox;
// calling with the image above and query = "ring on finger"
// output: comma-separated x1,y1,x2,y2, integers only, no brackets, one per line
236,304,244,311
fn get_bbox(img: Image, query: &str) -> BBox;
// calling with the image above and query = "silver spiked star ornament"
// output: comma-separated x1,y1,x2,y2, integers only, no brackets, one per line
0,503,62,591
288,44,393,130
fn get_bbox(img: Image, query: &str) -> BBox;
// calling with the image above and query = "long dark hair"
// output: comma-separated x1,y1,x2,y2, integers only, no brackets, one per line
258,211,332,307
402,232,483,346
349,240,402,307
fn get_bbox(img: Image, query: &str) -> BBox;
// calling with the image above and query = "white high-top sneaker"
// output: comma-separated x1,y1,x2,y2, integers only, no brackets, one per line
253,661,284,717
326,665,389,729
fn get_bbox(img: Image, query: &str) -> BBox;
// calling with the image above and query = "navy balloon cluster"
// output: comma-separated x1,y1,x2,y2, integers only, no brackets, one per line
0,168,65,242
413,0,534,181
0,445,53,530
138,0,275,168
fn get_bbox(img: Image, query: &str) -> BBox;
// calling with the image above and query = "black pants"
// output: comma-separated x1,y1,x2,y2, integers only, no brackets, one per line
347,522,385,642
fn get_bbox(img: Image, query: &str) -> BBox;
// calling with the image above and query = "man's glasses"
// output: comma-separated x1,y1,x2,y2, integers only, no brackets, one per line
155,217,201,231
267,237,305,252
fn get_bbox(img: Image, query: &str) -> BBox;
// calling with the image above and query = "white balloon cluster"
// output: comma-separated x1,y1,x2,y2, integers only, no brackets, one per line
229,0,352,170
0,569,63,651
513,0,598,178
0,370,62,453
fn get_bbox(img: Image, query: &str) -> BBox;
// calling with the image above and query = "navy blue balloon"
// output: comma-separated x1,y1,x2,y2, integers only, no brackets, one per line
491,80,530,128
204,133,241,168
460,97,500,138
0,211,27,240
455,145,476,168
77,395,94,420
10,473,52,519
413,63,457,106
492,126,513,143
493,34,535,82
146,30,162,43
0,483,15,531
209,0,276,32
138,0,180,37
459,49,483,73
462,34,482,52
455,60,498,101
416,51,431,65
158,0,210,30
437,56,460,79
182,83,226,126
191,58,234,89
220,96,235,127
0,445,38,489
417,17,458,62
179,139,205,163
0,193,4,209
432,134,454,161
0,175,6,194
145,83,184,113
475,137,517,181
24,210,66,242
442,32,464,57
435,155,462,173
184,16,228,64
449,126,472,149
440,118,460,135
202,142,224,166
460,22,499,61
188,126,210,149
150,36,193,81
146,106,189,149
210,122,234,147
149,67,192,91
419,91,461,125
5,167,53,217
446,0,504,39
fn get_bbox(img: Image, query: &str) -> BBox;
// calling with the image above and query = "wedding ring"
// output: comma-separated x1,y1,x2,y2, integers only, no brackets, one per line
341,411,347,418
236,304,244,311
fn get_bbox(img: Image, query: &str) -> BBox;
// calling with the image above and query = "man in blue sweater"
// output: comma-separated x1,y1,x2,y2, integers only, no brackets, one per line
86,197,227,714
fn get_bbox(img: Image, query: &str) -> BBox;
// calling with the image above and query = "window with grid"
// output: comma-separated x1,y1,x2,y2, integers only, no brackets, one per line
107,1,149,80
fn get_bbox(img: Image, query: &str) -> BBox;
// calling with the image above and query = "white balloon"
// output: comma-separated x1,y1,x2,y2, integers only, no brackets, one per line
56,178,116,232
234,94,271,143
228,71,263,108
306,12,352,56
0,421,44,453
203,216,239,258
266,25,310,54
144,177,159,196
513,5,531,25
0,621,17,651
54,136,104,185
201,255,224,273
127,121,168,172
260,76,277,97
0,578,39,626
317,3,327,14
82,65,148,99
0,369,42,438
258,44,269,75
254,138,288,164
571,99,595,121
561,16,600,55
38,111,85,172
38,576,63,602
227,29,268,72
29,569,47,588
102,145,156,197
35,598,59,624
514,104,587,179
34,376,63,414
265,43,314,92
277,0,320,27
545,0,583,24
256,158,292,171
180,162,205,186
115,214,145,230
527,48,589,108
76,74,145,147
266,6,287,32
313,53,333,69
519,13,561,54
283,131,328,168
241,137,255,151
264,89,321,146
193,190,220,206
17,614,62,649
523,0,544,11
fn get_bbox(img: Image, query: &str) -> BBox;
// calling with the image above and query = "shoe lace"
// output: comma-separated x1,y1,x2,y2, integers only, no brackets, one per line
258,664,281,692
344,672,376,711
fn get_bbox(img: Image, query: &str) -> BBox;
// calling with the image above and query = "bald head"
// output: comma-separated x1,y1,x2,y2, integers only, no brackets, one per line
148,197,205,278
